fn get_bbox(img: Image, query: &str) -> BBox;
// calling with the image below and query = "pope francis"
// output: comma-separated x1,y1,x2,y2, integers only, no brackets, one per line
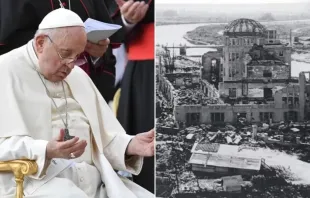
0,8,154,198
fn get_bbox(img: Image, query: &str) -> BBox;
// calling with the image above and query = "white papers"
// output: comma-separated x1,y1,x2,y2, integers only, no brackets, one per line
84,18,122,43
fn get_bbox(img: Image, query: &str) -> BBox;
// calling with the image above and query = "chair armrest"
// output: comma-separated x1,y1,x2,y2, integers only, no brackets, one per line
0,160,38,198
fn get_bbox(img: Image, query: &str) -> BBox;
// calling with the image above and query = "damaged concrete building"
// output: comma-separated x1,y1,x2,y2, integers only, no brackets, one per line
201,18,292,100
199,19,310,124
173,71,310,124
201,51,223,89
157,53,220,107
158,18,310,126
188,143,262,175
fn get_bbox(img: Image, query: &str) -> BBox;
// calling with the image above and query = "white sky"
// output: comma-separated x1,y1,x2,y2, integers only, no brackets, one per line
156,0,309,4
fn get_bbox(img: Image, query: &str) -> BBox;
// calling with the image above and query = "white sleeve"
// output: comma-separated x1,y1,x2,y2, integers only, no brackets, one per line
103,133,143,175
0,136,49,179
121,14,136,32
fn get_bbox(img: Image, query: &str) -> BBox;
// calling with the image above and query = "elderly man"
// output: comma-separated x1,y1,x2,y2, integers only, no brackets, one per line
0,8,154,198
0,0,125,103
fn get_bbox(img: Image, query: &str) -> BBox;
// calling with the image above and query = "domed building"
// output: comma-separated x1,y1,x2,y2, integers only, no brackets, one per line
219,18,292,100
224,18,267,37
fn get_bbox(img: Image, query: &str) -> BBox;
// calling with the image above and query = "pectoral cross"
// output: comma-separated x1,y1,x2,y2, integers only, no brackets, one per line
64,128,75,141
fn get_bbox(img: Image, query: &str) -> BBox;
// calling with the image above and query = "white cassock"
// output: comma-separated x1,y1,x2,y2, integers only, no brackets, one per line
0,40,154,198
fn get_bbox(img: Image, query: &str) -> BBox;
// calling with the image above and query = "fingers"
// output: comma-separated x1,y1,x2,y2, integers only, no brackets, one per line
149,141,154,156
56,129,65,141
58,136,80,149
131,2,146,22
145,128,155,137
70,147,86,159
147,138,155,157
115,0,126,7
126,1,140,19
65,140,87,155
121,0,134,14
121,1,149,24
142,141,154,157
98,38,110,46
140,4,149,19
85,40,109,57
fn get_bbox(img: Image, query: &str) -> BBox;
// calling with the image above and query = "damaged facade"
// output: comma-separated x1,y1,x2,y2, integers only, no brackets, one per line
158,18,310,125
156,16,310,198
173,72,310,124
157,52,219,114
188,143,262,176
218,18,292,100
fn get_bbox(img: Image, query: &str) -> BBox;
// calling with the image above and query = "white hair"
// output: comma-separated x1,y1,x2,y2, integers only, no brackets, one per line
34,28,69,41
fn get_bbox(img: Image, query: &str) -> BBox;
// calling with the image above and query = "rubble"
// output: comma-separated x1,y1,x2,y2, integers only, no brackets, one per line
175,88,222,105
173,58,201,73
156,115,310,197
156,18,310,197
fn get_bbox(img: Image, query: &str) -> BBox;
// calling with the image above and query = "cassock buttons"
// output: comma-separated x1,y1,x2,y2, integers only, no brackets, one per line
80,177,84,182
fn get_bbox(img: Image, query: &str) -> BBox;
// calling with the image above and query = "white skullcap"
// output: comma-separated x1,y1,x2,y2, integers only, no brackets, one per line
38,8,84,30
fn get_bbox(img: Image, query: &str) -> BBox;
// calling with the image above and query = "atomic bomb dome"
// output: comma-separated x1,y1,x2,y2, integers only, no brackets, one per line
224,18,267,37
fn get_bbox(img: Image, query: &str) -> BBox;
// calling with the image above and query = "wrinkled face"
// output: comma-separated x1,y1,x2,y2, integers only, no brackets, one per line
34,27,87,82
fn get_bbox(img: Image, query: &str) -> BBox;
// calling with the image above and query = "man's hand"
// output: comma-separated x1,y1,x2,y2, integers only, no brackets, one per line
85,39,110,58
126,129,154,157
117,0,149,24
46,129,87,160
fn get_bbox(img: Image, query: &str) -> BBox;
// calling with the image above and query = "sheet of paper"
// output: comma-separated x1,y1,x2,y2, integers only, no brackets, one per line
84,18,122,43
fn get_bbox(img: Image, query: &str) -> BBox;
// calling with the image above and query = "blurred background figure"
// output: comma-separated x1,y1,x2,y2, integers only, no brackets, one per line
111,0,155,193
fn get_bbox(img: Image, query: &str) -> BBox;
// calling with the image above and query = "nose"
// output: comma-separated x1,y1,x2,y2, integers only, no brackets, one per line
67,62,75,70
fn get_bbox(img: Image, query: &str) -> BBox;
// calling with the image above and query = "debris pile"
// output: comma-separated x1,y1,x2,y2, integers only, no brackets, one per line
176,88,221,105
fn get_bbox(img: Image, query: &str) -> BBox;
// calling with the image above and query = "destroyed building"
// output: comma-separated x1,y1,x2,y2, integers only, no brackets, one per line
172,71,310,124
158,54,219,104
188,143,262,176
217,18,292,100
170,175,244,198
158,18,310,126
202,51,223,89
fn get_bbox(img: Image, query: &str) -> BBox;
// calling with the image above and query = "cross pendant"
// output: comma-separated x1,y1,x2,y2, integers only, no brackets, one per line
64,128,75,141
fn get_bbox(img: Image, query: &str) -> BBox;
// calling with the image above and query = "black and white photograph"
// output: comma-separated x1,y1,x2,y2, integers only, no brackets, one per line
156,0,310,197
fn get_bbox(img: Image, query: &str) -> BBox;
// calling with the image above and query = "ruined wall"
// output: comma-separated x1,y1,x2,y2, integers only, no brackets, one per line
174,102,301,124
170,67,200,73
201,80,219,98
248,83,287,98
202,52,222,81
247,65,289,79
219,82,243,97
222,45,253,82
264,45,291,65
223,43,291,82
165,73,200,88
298,72,309,121
220,82,288,98
159,75,177,106
224,36,266,47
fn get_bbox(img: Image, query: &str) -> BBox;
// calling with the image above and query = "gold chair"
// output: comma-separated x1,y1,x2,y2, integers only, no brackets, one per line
0,160,38,198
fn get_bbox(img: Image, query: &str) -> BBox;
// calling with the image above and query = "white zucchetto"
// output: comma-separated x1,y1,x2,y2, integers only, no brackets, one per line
38,8,84,30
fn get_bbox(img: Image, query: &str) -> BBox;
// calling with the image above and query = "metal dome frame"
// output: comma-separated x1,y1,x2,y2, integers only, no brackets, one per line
224,18,267,37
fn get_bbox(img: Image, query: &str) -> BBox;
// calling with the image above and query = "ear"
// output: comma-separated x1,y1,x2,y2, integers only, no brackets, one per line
34,35,47,53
